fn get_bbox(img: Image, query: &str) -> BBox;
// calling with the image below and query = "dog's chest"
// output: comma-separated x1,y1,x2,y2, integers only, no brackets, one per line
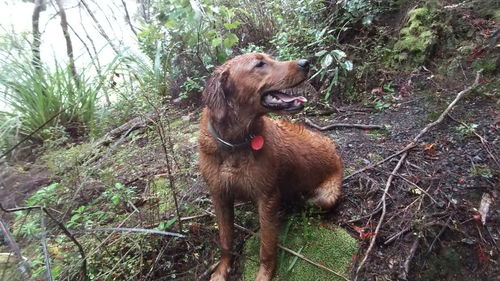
217,152,273,193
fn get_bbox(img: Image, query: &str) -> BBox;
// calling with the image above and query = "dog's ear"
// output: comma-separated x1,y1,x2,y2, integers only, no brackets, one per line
202,67,231,121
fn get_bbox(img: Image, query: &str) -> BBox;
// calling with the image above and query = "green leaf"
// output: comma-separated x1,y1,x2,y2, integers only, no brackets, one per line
321,54,333,69
342,60,353,71
211,37,222,48
111,195,121,205
287,246,304,271
74,205,85,213
165,217,177,228
331,49,347,60
315,50,327,57
224,21,241,30
70,214,81,222
217,51,228,64
223,33,238,48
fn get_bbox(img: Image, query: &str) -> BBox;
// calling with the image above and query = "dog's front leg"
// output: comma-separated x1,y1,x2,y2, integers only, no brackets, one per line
210,192,234,281
255,196,280,281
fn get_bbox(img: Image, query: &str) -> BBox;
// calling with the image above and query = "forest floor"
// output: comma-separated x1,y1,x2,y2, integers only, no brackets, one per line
1,2,499,281
1,64,498,281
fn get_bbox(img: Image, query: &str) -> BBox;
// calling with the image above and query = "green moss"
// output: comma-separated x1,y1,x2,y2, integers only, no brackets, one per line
242,216,358,281
494,9,500,21
392,3,443,68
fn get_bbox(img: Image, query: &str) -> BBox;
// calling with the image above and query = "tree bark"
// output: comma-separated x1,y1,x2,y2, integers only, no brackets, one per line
55,0,79,88
80,0,121,56
31,0,45,70
121,0,137,36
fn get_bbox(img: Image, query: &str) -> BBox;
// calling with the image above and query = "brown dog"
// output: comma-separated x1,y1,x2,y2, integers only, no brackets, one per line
198,53,343,281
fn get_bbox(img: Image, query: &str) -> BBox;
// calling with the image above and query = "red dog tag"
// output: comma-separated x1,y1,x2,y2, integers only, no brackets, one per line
250,136,264,150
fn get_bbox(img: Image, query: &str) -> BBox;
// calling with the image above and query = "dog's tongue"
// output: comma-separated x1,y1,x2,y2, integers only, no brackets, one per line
273,92,307,103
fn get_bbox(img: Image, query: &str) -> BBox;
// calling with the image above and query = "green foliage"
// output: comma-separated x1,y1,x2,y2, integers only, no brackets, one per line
470,164,493,179
25,182,60,207
102,182,138,207
454,123,478,139
0,33,119,147
243,215,358,281
137,0,244,99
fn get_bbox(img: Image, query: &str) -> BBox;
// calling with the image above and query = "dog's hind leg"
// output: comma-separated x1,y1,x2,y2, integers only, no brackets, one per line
308,170,343,210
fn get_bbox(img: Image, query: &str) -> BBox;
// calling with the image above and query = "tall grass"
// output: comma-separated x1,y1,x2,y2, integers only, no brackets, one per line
0,43,119,150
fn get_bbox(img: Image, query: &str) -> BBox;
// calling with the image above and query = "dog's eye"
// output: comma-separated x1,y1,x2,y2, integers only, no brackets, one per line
255,61,266,68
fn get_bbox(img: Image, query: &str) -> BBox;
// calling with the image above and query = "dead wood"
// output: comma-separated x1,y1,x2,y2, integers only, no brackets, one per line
305,118,386,130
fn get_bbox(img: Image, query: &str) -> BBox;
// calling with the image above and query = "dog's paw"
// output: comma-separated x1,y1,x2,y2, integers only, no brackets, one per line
210,272,227,281
254,267,272,281
210,264,230,281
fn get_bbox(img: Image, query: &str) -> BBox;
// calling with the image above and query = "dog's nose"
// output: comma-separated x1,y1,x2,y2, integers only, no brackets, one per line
297,59,310,71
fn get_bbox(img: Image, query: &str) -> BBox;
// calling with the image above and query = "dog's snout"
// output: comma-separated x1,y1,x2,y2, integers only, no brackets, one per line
297,59,310,71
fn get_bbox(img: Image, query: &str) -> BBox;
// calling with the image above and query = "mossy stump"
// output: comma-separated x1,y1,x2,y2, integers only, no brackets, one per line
242,217,358,281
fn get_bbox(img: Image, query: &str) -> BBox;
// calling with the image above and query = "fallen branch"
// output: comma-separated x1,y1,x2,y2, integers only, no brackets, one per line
305,118,385,130
354,69,483,279
79,227,185,238
355,151,407,278
202,210,350,281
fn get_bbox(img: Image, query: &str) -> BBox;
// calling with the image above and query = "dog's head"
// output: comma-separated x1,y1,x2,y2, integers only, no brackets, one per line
202,53,309,122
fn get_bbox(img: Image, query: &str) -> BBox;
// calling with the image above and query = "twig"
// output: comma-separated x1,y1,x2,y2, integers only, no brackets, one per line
344,145,416,181
197,261,220,281
402,238,419,280
79,227,185,238
428,216,452,253
384,226,411,245
394,174,439,205
202,210,350,281
39,212,53,281
1,204,89,281
0,109,64,159
354,70,483,279
304,118,385,130
0,218,30,277
278,245,350,281
355,151,408,278
180,213,211,221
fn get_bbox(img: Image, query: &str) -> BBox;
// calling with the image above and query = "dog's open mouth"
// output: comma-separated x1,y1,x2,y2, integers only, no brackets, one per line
261,91,308,112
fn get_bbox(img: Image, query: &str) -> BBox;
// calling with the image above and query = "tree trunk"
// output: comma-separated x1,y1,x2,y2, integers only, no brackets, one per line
55,0,79,88
121,0,137,36
31,0,45,70
80,0,120,56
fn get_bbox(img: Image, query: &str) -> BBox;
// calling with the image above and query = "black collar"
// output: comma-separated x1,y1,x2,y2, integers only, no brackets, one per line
207,121,254,150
